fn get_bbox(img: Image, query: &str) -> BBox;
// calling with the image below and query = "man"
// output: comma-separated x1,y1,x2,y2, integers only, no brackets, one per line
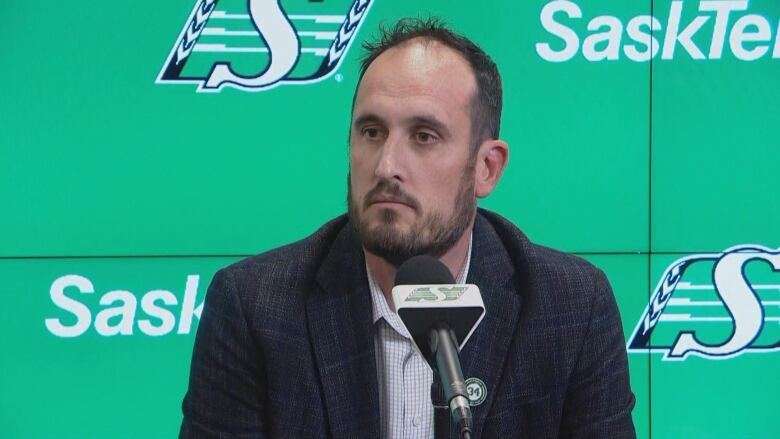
180,18,635,439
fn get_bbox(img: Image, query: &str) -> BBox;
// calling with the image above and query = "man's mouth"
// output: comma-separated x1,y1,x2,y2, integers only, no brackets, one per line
370,196,411,208
362,180,420,211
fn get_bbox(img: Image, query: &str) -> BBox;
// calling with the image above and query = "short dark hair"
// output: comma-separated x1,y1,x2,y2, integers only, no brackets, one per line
356,17,503,151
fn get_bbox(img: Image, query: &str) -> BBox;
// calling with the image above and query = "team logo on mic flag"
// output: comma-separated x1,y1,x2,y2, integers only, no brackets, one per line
405,286,469,302
392,284,486,351
627,245,780,361
157,0,375,92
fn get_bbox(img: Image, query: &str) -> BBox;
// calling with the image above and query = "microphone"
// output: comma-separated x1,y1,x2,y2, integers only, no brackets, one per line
392,256,486,439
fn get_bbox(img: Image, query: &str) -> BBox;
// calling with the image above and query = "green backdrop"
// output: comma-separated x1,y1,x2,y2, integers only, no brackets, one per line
1,0,778,437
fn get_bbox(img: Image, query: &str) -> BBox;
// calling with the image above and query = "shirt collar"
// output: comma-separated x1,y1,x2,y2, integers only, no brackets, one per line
367,232,474,328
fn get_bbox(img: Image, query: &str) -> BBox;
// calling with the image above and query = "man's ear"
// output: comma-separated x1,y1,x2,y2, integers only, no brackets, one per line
474,139,509,198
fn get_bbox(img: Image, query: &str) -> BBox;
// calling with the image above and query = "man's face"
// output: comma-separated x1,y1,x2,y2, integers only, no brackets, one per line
348,39,479,266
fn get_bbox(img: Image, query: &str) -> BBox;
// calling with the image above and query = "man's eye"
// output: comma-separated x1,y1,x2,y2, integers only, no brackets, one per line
362,127,382,139
414,131,438,144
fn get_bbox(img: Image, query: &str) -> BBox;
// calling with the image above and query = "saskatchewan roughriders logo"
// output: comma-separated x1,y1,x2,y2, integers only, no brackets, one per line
628,245,780,361
405,286,468,303
157,0,374,92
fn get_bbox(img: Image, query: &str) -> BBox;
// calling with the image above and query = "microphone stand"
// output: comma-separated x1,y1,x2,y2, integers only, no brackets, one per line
429,323,474,439
431,376,450,439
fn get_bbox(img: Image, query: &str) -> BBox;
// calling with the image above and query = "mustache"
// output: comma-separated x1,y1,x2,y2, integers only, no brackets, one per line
363,179,420,211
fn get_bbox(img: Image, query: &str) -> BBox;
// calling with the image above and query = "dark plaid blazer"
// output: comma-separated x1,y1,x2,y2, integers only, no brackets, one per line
180,209,636,438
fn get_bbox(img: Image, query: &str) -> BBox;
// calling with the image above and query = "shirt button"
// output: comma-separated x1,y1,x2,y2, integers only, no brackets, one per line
413,416,421,427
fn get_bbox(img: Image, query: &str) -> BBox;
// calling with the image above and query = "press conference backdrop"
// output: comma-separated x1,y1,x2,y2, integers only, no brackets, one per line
0,0,777,437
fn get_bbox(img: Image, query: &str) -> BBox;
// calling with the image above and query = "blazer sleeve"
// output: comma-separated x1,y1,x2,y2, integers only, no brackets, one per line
559,268,637,439
179,268,267,438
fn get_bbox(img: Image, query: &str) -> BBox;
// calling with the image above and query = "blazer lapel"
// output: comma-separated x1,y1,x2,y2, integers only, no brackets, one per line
459,213,524,437
306,224,380,439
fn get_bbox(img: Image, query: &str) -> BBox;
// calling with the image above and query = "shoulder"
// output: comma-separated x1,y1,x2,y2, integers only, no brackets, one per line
478,208,606,284
211,214,351,301
477,208,609,312
478,209,623,359
528,244,611,327
530,244,608,290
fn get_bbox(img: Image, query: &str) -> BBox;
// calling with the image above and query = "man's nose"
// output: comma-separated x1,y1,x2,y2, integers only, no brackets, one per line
374,134,405,181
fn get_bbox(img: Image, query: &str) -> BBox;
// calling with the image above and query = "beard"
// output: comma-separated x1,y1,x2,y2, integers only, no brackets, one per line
347,165,476,267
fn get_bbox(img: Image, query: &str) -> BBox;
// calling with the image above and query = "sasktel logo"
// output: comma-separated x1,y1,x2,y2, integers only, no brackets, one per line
628,245,780,360
45,275,204,337
157,0,374,92
537,0,780,62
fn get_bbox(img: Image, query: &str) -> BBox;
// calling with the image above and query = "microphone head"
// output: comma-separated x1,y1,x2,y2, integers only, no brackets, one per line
395,255,455,286
391,256,485,370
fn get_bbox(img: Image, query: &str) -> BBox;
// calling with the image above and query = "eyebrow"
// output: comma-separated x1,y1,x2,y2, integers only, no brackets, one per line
408,114,450,138
352,113,383,129
352,112,451,138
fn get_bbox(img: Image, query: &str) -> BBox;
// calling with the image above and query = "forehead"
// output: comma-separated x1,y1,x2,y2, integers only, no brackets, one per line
353,39,477,123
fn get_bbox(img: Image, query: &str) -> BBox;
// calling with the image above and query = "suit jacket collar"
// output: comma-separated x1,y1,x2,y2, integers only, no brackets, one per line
306,210,529,438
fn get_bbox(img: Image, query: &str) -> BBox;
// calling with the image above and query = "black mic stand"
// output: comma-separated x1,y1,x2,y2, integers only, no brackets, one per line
431,374,450,439
429,324,474,439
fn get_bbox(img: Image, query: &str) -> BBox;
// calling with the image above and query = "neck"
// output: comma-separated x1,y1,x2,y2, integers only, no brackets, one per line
364,223,473,313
